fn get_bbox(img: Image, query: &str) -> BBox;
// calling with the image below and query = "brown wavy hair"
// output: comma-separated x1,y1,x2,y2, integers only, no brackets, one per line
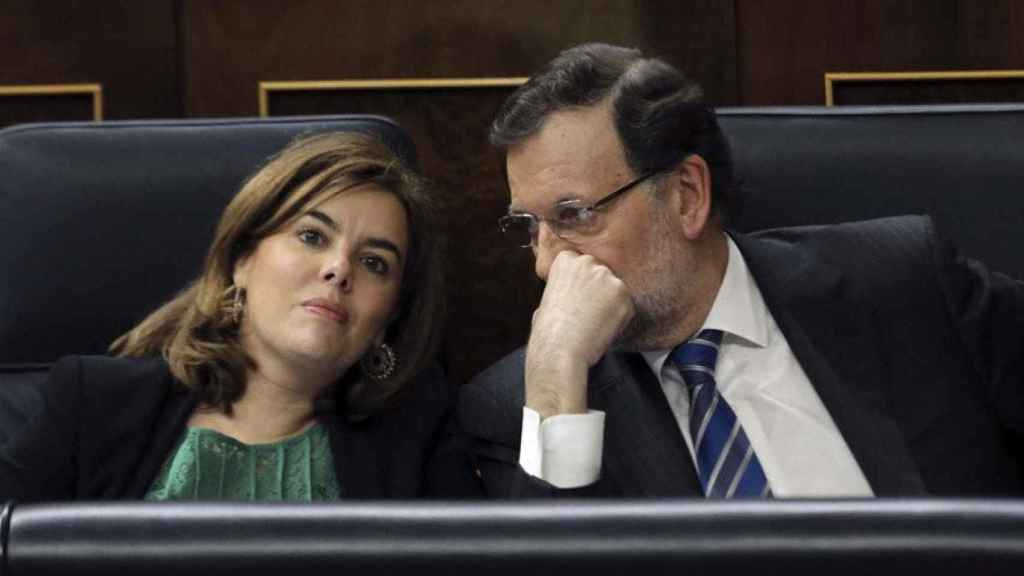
110,131,445,420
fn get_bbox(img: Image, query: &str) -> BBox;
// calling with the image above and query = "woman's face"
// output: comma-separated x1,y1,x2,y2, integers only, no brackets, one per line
233,184,409,386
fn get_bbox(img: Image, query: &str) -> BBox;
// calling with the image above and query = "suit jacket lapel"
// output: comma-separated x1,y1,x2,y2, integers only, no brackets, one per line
734,232,927,495
590,353,702,496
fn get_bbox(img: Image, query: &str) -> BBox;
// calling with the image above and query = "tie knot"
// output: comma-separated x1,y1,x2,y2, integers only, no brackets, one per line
669,329,723,381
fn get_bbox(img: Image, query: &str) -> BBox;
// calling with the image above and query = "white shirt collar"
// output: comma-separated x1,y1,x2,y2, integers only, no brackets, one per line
641,234,770,376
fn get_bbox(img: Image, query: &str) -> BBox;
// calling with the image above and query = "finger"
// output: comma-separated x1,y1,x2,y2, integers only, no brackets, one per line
549,248,582,274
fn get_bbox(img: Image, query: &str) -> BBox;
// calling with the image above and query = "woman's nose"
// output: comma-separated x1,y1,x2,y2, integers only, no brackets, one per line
322,253,353,292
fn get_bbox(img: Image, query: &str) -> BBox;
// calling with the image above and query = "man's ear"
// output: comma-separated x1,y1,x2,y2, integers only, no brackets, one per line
674,154,714,240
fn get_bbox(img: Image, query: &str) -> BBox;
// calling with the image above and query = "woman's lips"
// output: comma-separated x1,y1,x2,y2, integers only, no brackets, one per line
302,298,349,323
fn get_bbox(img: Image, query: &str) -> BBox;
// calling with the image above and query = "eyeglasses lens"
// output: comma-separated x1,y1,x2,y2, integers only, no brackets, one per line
499,215,535,247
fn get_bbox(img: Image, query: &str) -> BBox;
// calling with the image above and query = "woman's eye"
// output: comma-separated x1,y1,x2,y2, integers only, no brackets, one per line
361,255,390,276
297,228,325,246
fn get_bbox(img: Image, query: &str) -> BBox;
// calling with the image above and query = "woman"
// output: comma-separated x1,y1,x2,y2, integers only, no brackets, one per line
0,131,453,501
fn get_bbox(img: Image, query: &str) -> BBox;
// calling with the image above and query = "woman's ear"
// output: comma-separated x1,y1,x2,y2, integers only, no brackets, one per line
370,327,389,349
378,305,404,344
232,254,250,289
675,153,714,240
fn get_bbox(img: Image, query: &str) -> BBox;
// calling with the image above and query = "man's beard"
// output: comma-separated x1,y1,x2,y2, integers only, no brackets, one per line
613,285,687,351
612,209,693,352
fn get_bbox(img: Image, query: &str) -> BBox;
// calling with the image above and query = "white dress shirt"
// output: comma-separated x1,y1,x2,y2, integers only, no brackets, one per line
519,237,874,496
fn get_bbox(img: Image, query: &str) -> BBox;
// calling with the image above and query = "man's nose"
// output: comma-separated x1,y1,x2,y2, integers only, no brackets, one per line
532,222,568,280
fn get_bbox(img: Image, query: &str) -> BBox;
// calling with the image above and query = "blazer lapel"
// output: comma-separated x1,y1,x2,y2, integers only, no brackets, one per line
124,373,197,498
734,232,927,495
327,416,388,499
590,353,702,496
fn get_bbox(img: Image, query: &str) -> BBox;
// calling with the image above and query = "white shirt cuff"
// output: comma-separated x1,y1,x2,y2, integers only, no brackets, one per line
518,406,605,488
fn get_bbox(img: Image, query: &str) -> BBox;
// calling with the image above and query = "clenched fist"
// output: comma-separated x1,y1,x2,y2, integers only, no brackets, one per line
525,250,635,418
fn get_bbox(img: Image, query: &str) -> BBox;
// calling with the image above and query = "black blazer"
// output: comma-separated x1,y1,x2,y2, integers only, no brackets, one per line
457,216,1024,498
0,355,459,501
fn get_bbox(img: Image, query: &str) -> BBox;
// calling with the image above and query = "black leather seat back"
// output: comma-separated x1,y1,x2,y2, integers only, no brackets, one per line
0,366,47,447
0,116,416,365
720,104,1024,280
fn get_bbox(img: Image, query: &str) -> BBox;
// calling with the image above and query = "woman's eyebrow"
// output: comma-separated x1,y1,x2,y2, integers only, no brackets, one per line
306,210,338,230
366,238,403,262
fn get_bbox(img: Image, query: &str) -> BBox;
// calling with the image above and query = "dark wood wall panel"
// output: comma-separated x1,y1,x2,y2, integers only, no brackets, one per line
0,91,95,129
833,76,1024,106
0,0,180,120
181,0,738,116
737,0,1024,105
957,2,1024,66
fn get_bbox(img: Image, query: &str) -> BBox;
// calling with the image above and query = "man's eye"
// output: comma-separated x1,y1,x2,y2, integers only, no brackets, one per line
554,205,587,225
362,255,390,276
297,229,325,246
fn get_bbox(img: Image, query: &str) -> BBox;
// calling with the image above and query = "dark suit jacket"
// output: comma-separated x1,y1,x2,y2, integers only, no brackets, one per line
0,355,459,501
456,216,1024,497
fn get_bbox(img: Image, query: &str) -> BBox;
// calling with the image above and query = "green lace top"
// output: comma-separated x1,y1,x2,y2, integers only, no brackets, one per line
145,423,339,501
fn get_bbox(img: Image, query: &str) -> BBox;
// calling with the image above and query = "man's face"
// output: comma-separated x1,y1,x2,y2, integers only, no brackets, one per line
505,102,702,350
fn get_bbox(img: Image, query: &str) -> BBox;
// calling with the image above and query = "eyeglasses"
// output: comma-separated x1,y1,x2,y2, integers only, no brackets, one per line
498,171,659,248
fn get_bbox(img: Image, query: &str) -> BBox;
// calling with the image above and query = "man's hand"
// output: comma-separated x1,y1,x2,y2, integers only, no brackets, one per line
525,250,635,419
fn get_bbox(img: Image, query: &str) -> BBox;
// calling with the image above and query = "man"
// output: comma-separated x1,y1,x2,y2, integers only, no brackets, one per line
455,43,1024,498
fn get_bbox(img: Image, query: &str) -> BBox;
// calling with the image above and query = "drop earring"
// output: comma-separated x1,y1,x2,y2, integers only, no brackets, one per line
361,342,397,382
230,286,245,325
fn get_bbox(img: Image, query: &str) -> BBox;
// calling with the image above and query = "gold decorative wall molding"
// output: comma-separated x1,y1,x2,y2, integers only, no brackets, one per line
258,77,528,117
0,83,103,120
824,70,1024,106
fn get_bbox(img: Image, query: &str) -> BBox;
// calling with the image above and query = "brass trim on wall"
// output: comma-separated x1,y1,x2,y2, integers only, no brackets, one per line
258,77,528,117
0,83,104,120
824,70,1024,106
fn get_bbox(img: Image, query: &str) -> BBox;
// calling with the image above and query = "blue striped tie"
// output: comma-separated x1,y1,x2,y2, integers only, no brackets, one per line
670,329,772,498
